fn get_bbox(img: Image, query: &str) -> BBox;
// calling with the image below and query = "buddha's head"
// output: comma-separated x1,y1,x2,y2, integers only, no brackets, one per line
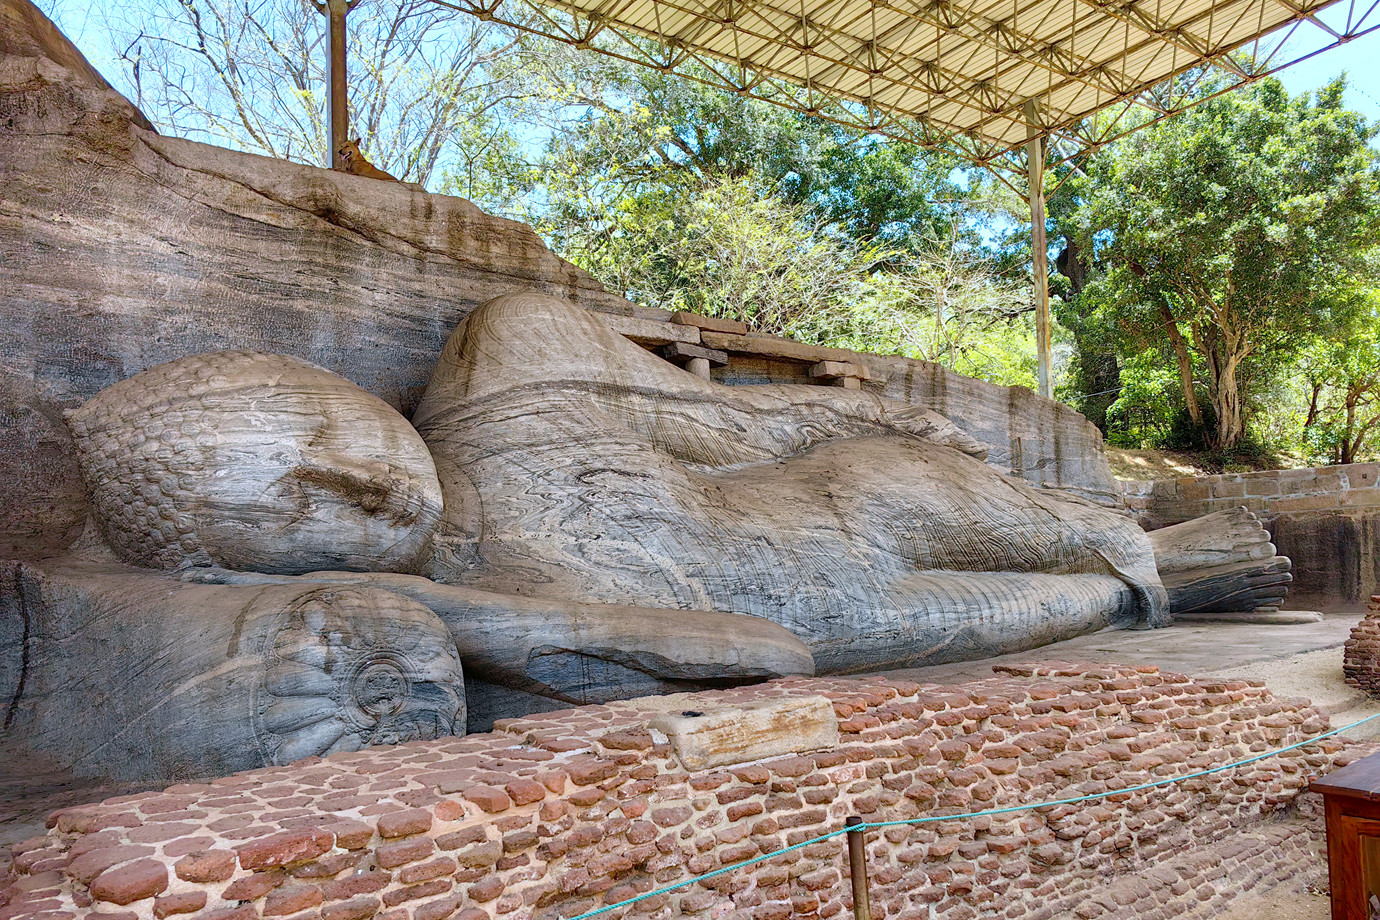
66,351,443,574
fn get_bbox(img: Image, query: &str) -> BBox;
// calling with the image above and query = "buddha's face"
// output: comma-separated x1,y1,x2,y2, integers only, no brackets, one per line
67,351,443,575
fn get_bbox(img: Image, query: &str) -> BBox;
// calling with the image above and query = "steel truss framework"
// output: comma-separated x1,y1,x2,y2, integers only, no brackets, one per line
416,0,1376,397
426,0,1377,175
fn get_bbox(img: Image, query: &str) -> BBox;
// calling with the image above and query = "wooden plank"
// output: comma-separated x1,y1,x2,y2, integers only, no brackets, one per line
1313,752,1380,801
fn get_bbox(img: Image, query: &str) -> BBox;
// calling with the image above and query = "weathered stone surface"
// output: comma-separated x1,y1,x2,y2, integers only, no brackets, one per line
670,311,749,335
648,695,839,770
661,341,729,366
0,0,632,561
1343,596,1380,698
1125,464,1380,603
89,858,168,904
599,313,702,347
66,351,443,574
0,561,464,781
0,0,1124,567
412,292,1169,672
808,360,872,382
1148,508,1292,614
174,566,815,710
1272,510,1380,604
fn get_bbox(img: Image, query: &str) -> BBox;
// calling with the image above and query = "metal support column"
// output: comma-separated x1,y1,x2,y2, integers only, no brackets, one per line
1025,98,1053,401
321,0,355,169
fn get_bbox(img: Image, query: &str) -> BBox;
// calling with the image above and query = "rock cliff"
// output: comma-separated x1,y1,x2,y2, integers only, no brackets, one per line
0,0,1120,559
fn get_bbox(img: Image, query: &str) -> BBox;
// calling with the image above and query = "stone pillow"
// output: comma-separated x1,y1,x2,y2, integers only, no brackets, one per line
65,350,442,574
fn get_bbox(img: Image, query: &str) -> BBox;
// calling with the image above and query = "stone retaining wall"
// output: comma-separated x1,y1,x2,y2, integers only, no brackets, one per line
0,664,1358,920
1122,463,1380,602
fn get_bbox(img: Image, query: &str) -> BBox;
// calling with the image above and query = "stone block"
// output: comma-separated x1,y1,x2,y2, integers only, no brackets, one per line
602,313,702,347
1344,464,1380,489
1179,481,1210,502
670,311,750,335
1341,489,1380,508
661,341,729,365
90,858,169,905
701,331,856,365
648,696,839,771
808,361,871,381
1210,480,1245,499
235,831,334,870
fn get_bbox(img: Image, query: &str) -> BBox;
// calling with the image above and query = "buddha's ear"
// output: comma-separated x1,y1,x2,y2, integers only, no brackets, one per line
352,136,361,146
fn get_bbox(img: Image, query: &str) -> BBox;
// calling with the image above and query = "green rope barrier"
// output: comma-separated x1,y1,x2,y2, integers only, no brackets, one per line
558,711,1380,920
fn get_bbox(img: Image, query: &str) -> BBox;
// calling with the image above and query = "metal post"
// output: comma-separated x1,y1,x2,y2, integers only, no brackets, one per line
845,816,872,920
325,0,351,169
1025,98,1053,401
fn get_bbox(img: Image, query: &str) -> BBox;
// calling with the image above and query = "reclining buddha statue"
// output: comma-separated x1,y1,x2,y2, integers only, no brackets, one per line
0,292,1290,783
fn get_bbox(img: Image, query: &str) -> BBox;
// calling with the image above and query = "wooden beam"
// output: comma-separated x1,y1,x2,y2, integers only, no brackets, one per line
1025,98,1053,401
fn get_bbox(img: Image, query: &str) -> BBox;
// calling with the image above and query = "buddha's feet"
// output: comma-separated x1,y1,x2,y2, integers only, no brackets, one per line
1148,507,1293,614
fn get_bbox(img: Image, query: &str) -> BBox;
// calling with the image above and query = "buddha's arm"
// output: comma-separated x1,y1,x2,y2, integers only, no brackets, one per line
578,377,989,468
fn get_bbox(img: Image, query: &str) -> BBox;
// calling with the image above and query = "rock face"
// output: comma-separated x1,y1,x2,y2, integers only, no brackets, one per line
0,0,632,561
414,292,1170,672
0,560,465,781
0,0,1121,562
67,351,444,574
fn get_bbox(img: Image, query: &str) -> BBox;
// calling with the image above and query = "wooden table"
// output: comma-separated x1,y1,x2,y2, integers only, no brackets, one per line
1313,753,1380,920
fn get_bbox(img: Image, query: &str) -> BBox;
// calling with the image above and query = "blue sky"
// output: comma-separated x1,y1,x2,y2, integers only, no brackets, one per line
40,0,1380,144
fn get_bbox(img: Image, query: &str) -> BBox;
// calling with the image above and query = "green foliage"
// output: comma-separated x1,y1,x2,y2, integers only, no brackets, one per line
102,0,538,186
1296,287,1380,464
525,59,1039,377
1077,77,1380,450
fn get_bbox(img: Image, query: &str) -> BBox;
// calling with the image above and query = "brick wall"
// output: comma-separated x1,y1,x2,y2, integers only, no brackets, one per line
1343,596,1380,697
1123,463,1380,603
0,664,1361,920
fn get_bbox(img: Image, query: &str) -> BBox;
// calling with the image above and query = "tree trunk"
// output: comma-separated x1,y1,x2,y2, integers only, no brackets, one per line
1157,301,1202,430
1343,393,1358,465
1205,346,1246,450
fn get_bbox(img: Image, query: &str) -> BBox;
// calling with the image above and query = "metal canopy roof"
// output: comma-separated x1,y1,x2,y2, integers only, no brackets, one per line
430,0,1376,165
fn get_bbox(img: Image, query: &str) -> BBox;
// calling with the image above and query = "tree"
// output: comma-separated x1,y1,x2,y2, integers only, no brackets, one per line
1300,290,1380,464
102,0,534,189
1080,77,1380,450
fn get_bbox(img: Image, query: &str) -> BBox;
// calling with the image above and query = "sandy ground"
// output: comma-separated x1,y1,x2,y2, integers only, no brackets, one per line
1105,447,1212,481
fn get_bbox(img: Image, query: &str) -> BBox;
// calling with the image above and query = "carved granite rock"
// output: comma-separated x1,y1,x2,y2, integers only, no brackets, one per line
0,559,464,781
65,351,443,575
413,292,1171,673
0,0,1122,564
176,567,815,707
1148,507,1293,613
